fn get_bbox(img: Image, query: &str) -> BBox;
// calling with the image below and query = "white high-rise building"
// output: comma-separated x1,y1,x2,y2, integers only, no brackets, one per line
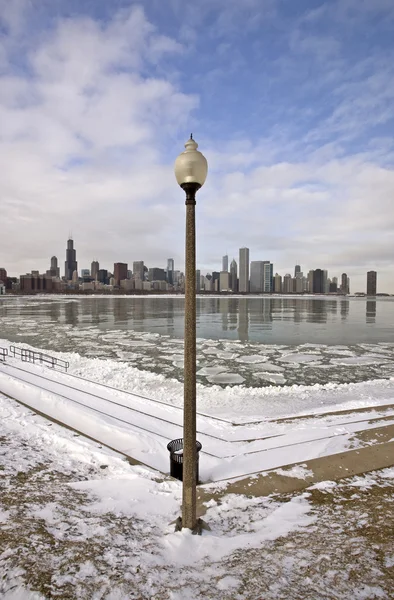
239,247,249,293
283,274,292,294
204,275,212,291
274,273,282,293
295,271,304,294
219,271,230,292
222,255,228,272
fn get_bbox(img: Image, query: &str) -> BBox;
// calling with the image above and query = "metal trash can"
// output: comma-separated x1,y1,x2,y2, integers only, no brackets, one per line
167,438,202,483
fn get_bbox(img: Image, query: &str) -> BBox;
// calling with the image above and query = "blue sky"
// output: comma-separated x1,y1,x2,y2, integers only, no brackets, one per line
1,0,394,291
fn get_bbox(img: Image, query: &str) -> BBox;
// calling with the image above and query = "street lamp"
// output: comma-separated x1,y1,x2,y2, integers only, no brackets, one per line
174,135,208,531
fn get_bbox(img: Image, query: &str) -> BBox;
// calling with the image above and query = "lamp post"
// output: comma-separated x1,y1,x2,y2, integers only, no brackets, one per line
174,135,208,530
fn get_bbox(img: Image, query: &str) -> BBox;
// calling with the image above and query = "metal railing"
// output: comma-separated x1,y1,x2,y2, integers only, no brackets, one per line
9,346,69,372
0,347,8,362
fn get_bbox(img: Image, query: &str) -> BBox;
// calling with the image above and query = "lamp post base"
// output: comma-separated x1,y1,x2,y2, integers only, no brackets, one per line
173,516,211,535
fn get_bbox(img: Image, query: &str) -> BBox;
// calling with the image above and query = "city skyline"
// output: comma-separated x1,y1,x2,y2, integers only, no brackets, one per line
2,239,391,294
1,238,381,296
1,2,394,292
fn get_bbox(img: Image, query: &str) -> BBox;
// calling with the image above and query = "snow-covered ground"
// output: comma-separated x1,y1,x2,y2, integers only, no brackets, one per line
1,395,393,599
1,345,394,482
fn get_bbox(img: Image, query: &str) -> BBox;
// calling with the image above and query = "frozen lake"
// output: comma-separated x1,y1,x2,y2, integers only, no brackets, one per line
1,295,394,387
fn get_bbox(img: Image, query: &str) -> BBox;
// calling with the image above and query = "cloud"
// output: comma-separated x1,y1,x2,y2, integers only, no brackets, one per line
0,0,393,294
0,3,197,274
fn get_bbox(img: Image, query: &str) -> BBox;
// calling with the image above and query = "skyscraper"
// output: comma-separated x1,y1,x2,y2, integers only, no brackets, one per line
230,259,238,292
323,270,329,294
341,273,349,294
91,260,99,280
167,258,174,285
367,271,377,296
114,263,128,286
307,270,314,293
133,261,144,281
283,274,292,293
239,247,249,293
274,273,282,293
196,269,201,292
294,264,301,277
263,261,273,292
48,256,60,278
0,268,7,283
211,271,220,292
64,238,77,281
222,255,228,272
97,269,108,284
295,271,304,293
219,271,230,292
149,268,166,281
313,269,324,293
250,261,264,293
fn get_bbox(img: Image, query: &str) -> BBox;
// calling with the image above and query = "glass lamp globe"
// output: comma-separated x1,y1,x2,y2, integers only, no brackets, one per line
174,135,208,188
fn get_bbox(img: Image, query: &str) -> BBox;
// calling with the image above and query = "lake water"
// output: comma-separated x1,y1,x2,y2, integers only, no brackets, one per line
1,295,394,388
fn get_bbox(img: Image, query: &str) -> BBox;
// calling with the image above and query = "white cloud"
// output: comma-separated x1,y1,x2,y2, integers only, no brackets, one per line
0,4,197,274
0,0,393,294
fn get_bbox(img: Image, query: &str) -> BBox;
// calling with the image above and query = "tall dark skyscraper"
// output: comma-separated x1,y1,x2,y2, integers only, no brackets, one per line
0,268,7,283
64,238,77,281
367,271,377,296
230,259,238,292
91,260,99,280
341,273,349,294
313,269,324,293
167,258,174,285
114,262,128,286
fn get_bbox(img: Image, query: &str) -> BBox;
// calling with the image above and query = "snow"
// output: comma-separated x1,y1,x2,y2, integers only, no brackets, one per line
1,297,394,598
331,356,391,366
0,395,316,598
206,373,245,384
0,509,10,523
310,480,338,490
235,354,267,364
253,362,285,372
3,337,391,421
197,366,228,376
274,464,314,479
1,355,394,484
1,365,394,598
160,495,315,566
1,586,45,599
279,353,322,363
255,373,287,384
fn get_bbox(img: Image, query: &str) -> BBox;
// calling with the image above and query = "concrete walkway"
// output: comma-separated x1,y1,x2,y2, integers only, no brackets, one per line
198,424,394,513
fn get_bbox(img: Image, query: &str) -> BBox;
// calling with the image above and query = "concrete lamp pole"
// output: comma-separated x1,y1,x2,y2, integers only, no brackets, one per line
174,135,208,531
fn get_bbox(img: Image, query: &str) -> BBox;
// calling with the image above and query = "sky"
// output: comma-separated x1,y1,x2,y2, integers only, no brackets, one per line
1,0,394,292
